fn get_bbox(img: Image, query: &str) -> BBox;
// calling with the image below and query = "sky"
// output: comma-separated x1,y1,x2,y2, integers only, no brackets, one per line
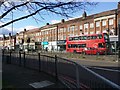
0,1,119,37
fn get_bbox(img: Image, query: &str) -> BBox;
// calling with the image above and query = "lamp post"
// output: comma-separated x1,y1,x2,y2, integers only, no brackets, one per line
9,33,11,50
118,21,120,59
23,28,26,50
12,11,13,36
3,34,5,48
56,25,58,51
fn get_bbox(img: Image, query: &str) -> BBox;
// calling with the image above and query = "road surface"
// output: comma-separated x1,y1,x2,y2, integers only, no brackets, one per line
0,47,2,89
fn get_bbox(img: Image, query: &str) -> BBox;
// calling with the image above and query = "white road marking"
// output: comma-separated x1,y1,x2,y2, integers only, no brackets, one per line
86,66,120,73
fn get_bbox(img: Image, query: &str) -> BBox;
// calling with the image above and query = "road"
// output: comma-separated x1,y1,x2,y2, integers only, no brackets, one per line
0,47,2,90
68,57,120,87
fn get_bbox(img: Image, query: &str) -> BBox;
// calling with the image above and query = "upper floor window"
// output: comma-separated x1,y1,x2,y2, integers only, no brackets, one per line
90,23,94,28
60,28,64,33
70,25,75,31
46,31,48,34
84,23,88,29
39,32,41,35
109,19,113,25
102,20,106,26
64,28,66,32
80,25,82,30
68,27,70,32
96,21,100,27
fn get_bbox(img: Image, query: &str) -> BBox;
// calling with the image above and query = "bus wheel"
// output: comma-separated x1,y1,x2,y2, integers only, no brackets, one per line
73,50,77,53
96,52,100,55
82,51,86,55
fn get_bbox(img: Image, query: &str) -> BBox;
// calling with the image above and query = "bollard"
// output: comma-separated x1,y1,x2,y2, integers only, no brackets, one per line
6,56,9,64
23,52,26,67
2,50,4,61
19,51,21,66
9,51,11,64
55,55,58,81
38,53,41,72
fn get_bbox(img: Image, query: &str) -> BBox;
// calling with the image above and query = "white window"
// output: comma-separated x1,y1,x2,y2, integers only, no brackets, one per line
84,32,88,35
109,19,113,25
38,33,39,36
84,23,88,29
39,32,41,35
102,20,106,26
75,26,78,30
60,28,64,33
46,37,48,40
96,21,100,27
70,25,75,31
64,28,66,32
80,25,82,30
37,38,39,41
47,31,48,34
68,27,70,32
90,23,94,28
90,31,94,34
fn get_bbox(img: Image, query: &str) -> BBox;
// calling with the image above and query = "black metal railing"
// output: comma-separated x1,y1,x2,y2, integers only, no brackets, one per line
2,50,120,89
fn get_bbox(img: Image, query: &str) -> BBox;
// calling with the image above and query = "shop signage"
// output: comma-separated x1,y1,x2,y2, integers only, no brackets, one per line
57,40,66,45
41,42,49,45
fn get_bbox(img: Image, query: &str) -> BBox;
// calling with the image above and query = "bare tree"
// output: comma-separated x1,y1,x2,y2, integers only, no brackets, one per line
0,0,97,28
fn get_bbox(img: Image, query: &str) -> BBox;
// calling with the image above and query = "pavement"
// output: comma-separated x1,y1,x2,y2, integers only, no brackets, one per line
2,60,67,89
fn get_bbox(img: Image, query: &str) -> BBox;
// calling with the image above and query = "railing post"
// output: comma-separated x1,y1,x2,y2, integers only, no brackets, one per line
19,51,21,66
76,64,80,88
55,55,58,81
23,52,26,67
2,50,4,61
38,53,41,72
9,50,11,64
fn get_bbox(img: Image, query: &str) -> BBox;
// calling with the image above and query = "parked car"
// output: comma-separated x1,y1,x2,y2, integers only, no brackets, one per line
82,47,106,55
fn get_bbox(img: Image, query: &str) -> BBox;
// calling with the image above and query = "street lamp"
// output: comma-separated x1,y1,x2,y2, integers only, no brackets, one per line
23,28,26,50
118,21,120,59
56,25,58,51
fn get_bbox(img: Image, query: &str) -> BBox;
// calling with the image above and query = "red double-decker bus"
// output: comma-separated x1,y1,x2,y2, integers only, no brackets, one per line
66,33,111,55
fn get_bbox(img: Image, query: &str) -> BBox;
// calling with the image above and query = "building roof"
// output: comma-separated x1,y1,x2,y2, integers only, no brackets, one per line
17,8,117,34
25,28,40,34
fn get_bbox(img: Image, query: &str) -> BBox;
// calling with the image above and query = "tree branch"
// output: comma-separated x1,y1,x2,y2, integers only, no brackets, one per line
0,2,29,19
0,7,46,28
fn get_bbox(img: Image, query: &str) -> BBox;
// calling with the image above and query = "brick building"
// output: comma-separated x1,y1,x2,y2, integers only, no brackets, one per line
1,3,120,52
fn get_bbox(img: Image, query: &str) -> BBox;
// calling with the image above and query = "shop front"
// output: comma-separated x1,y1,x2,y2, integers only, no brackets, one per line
109,35,118,53
35,42,42,50
57,40,66,51
41,41,49,51
48,41,57,51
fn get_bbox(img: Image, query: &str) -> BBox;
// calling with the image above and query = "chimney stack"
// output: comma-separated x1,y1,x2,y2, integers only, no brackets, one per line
61,19,65,23
46,23,49,25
